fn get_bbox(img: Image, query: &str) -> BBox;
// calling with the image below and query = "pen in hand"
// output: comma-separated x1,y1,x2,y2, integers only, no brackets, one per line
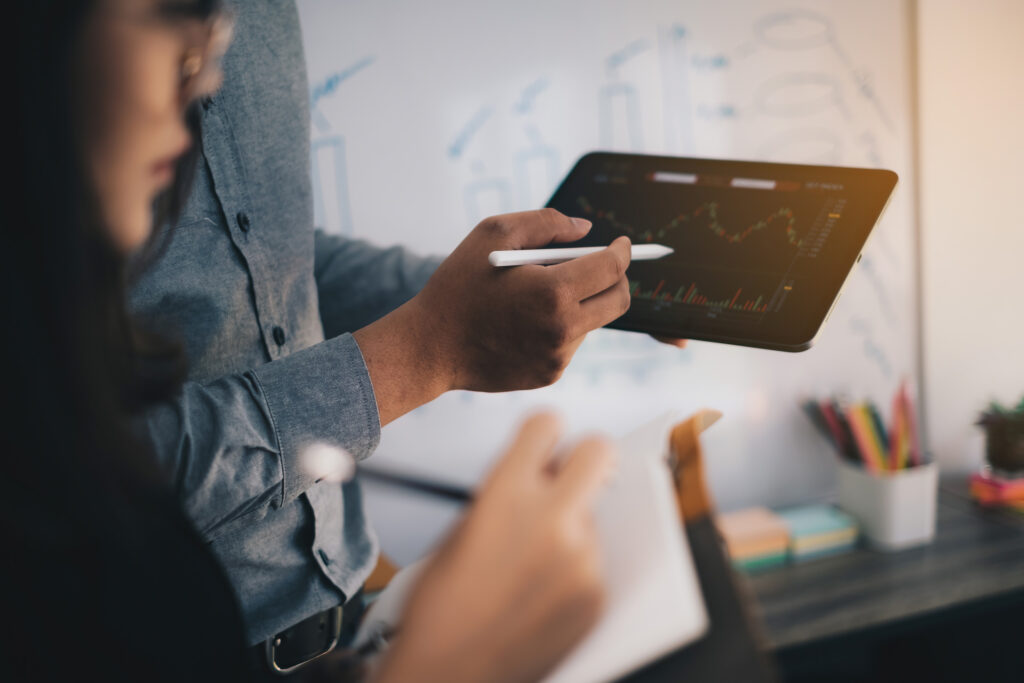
488,244,673,267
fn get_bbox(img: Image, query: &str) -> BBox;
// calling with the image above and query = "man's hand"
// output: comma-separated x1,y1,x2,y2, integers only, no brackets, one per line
414,209,632,392
653,336,688,349
355,209,631,424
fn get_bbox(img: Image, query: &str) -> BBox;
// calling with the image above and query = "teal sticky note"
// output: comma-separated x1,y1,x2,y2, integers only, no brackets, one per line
777,505,856,539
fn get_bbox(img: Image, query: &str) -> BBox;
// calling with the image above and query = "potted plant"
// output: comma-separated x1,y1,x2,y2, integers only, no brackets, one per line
978,396,1024,474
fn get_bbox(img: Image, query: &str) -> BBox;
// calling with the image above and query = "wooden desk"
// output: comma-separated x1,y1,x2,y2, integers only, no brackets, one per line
746,486,1024,651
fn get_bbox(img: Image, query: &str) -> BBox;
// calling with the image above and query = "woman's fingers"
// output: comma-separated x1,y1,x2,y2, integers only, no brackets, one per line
489,412,564,482
551,436,618,512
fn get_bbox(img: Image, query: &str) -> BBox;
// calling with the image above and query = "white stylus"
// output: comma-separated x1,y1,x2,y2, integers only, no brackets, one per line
488,244,674,267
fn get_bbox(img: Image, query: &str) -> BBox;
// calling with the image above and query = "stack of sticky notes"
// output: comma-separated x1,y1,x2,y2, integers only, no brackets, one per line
716,507,790,572
969,470,1024,512
777,505,859,562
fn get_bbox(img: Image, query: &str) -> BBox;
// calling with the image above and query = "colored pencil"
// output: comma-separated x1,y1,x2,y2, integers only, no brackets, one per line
845,404,884,472
829,399,861,462
818,400,854,462
901,383,923,466
865,402,890,470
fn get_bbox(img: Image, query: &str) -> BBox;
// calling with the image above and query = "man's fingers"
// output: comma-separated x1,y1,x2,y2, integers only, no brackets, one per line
489,208,592,249
550,235,632,301
653,336,688,349
551,436,618,511
574,278,631,337
491,412,565,480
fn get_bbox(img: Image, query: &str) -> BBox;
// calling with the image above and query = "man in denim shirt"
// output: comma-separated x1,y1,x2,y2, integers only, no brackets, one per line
130,0,633,668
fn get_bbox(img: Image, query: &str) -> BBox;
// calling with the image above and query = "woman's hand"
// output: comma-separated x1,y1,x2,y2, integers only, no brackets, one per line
373,413,616,683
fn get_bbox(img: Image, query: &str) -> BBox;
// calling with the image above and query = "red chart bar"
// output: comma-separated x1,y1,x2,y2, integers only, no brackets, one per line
652,280,665,298
730,288,742,308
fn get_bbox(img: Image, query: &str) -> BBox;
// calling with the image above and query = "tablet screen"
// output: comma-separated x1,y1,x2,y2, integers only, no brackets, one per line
546,153,897,351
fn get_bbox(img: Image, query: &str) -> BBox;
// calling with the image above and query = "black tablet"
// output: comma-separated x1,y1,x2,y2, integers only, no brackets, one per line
545,152,898,352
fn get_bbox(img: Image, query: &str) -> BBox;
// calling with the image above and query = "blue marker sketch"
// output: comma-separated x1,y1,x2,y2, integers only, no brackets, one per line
513,78,551,115
695,103,739,120
857,129,885,168
515,125,560,209
599,82,644,150
599,38,656,151
691,54,730,69
607,39,653,72
856,254,897,326
464,178,511,224
754,72,849,120
448,106,495,160
757,128,843,164
310,56,376,110
311,136,354,235
850,316,892,378
568,331,693,385
754,10,831,49
753,10,894,131
658,23,695,154
464,161,511,224
309,55,376,132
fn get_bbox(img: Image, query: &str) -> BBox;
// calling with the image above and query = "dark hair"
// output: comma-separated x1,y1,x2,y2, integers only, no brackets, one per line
7,1,217,473
4,0,220,535
4,1,244,679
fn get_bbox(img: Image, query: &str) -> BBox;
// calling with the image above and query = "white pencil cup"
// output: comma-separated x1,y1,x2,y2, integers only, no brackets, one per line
837,461,938,551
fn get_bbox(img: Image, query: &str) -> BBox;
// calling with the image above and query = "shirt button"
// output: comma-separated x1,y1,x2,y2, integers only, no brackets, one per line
318,549,333,566
236,211,251,232
201,96,213,111
272,326,287,346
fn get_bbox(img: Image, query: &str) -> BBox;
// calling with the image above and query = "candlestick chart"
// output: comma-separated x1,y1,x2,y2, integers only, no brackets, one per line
562,178,848,331
572,194,827,323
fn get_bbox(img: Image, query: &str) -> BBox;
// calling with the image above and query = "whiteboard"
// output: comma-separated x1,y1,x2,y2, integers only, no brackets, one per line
298,1,918,534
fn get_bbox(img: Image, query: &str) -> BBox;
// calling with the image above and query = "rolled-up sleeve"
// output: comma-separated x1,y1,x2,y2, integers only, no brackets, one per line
314,230,442,337
137,333,379,542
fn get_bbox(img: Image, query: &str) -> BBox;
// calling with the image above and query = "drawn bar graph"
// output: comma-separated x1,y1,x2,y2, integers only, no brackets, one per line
630,280,769,312
311,136,354,235
598,82,644,150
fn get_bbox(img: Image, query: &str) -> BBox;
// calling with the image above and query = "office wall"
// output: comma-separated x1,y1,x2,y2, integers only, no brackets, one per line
918,0,1024,470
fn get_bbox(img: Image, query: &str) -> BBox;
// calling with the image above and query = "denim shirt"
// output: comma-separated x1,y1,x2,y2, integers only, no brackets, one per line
129,1,439,644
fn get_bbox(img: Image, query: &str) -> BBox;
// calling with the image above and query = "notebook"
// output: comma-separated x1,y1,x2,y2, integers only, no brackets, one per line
354,414,709,683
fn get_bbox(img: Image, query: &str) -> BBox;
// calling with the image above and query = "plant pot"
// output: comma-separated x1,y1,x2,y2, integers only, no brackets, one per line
984,420,1024,473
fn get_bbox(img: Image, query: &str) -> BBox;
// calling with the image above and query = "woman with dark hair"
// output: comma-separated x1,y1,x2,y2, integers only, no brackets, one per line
5,1,251,679
4,1,615,680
